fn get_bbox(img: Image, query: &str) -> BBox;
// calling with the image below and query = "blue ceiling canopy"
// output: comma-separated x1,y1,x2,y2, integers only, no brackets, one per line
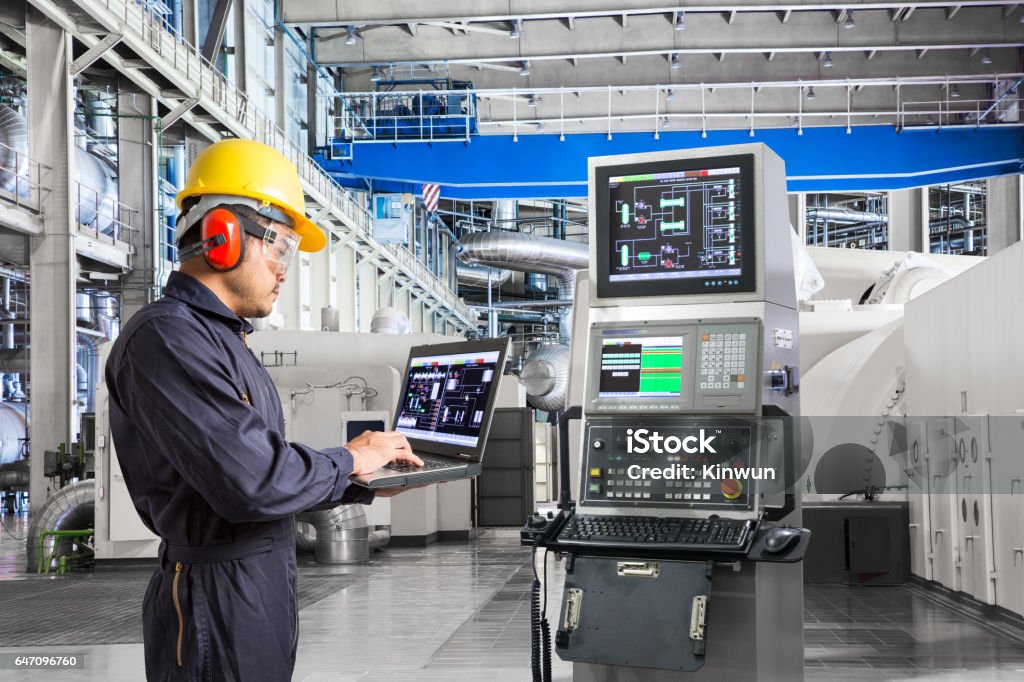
316,125,1024,200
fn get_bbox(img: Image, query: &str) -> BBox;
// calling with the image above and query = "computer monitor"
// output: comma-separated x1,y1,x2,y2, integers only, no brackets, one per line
392,337,510,459
591,152,757,302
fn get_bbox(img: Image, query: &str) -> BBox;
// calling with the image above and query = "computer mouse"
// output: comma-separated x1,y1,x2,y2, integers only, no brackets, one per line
763,527,801,554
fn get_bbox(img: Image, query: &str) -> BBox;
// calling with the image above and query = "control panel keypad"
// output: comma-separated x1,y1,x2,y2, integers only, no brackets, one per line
700,332,747,391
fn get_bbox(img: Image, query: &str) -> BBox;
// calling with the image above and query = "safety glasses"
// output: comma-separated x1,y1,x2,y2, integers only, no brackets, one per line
235,211,300,274
259,227,300,274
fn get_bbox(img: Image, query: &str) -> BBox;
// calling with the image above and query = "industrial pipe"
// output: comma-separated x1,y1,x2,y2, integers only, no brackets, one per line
295,505,390,564
456,230,588,300
806,207,889,224
0,460,28,489
520,344,571,412
456,262,512,289
26,480,95,573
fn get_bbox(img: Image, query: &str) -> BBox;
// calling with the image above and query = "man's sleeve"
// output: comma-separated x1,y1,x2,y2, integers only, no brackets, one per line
114,316,370,522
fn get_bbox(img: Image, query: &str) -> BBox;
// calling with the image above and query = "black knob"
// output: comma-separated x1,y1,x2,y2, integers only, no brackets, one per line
593,439,605,450
527,514,548,529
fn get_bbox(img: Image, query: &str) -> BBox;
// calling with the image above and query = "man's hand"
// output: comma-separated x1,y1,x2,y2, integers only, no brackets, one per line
346,430,422,475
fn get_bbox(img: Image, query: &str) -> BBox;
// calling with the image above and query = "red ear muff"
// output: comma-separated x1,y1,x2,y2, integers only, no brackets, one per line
200,207,245,271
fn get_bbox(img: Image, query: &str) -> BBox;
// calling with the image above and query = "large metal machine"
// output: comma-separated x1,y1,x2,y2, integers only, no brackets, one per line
523,143,809,681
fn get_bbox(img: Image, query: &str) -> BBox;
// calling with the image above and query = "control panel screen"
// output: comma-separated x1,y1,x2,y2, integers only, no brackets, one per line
394,349,500,449
594,154,756,299
598,336,683,398
609,166,743,284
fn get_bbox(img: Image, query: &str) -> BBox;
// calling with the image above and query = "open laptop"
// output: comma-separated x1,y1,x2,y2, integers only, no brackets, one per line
351,337,511,489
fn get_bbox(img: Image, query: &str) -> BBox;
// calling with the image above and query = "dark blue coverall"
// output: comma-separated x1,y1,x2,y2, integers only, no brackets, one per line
105,271,373,681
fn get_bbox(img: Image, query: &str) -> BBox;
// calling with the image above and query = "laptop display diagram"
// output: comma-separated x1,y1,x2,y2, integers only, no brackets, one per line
351,337,510,488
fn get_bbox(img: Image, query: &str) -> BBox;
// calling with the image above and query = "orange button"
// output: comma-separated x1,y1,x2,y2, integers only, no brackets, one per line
737,374,745,382
702,334,710,342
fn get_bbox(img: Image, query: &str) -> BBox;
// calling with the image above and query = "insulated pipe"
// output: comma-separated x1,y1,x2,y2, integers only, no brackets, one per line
456,262,512,289
0,460,28,489
0,402,27,465
26,480,95,572
0,105,29,197
0,106,118,231
295,505,389,564
806,207,889,224
520,344,571,412
456,230,588,300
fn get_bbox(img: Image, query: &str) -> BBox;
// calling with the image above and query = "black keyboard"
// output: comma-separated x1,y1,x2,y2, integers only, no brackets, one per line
556,514,756,554
383,458,458,472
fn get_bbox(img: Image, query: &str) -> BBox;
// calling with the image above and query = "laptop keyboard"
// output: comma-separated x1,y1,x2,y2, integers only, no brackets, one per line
383,458,457,472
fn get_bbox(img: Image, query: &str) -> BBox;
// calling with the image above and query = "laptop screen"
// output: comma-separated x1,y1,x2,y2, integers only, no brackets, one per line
393,338,509,458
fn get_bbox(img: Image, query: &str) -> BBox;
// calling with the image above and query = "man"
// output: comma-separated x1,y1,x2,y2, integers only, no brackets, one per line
105,139,422,681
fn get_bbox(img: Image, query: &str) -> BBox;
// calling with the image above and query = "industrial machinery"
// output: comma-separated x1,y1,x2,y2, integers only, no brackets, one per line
524,144,809,681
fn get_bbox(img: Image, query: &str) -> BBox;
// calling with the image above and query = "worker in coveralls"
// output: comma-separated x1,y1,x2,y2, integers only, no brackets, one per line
105,139,423,681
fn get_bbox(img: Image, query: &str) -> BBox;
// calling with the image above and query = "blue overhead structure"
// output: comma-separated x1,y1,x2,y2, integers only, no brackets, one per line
325,76,478,159
314,124,1023,199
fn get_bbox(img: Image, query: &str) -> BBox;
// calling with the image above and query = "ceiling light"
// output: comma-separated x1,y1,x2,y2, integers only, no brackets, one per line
527,94,538,108
670,53,681,69
662,116,672,128
665,88,675,101
370,67,382,82
509,19,521,39
519,60,531,77
981,49,993,65
675,11,686,31
822,51,833,68
843,11,856,29
345,25,357,46
950,85,961,99
806,86,816,100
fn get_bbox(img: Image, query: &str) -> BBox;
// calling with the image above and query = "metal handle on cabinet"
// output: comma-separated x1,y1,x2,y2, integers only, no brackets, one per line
1011,478,1022,495
965,535,975,545
934,529,946,542
1014,548,1024,566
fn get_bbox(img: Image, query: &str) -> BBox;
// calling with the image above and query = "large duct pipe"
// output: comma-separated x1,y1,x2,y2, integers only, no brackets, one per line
0,105,29,197
0,460,28,489
370,307,410,335
456,262,512,289
295,505,389,564
457,231,588,300
806,208,889,224
0,105,118,232
26,480,95,572
492,199,517,227
521,344,571,412
0,402,27,465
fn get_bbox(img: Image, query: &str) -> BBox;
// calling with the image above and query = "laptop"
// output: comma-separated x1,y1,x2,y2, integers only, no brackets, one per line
351,337,511,489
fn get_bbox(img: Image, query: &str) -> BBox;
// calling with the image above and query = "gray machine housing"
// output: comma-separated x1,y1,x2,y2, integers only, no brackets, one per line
563,143,804,682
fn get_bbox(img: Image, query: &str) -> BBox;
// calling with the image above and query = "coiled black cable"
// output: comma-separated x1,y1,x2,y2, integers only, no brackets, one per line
530,546,553,682
531,546,542,681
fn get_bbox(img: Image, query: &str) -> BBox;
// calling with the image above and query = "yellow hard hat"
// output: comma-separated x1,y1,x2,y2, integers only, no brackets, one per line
175,138,326,252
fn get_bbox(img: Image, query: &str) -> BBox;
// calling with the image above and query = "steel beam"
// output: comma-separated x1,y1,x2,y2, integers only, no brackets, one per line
200,0,233,61
70,31,122,75
160,97,199,129
26,7,76,514
117,91,160,320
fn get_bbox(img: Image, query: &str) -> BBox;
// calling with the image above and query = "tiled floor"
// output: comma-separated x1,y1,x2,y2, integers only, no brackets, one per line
1,511,1023,681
